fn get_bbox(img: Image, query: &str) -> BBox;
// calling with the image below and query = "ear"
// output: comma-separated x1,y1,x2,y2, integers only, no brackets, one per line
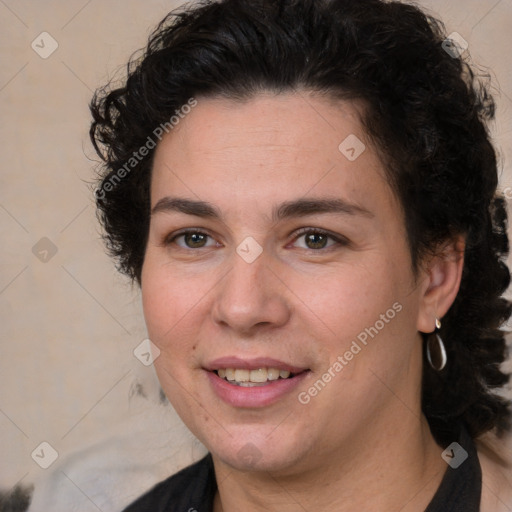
416,236,465,333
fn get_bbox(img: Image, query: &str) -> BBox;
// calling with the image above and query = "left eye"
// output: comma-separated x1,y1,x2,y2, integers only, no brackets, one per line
292,230,340,250
173,231,217,249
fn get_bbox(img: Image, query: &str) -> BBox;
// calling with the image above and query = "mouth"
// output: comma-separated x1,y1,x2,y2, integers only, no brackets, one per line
214,367,302,387
204,357,310,407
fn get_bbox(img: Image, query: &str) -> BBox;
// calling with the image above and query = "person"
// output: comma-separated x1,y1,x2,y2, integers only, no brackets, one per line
89,0,512,510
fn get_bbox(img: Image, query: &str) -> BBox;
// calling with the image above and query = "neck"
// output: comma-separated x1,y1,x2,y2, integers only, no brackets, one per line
212,414,447,512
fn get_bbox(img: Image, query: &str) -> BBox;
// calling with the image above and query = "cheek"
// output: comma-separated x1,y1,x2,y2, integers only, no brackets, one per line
141,267,171,342
140,256,222,393
141,265,201,398
290,258,399,334
292,257,417,392
141,256,209,340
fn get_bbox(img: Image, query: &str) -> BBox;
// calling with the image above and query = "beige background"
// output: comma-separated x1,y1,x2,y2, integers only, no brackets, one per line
1,0,511,509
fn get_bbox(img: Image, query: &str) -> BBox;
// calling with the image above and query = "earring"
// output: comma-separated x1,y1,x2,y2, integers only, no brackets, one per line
426,318,447,371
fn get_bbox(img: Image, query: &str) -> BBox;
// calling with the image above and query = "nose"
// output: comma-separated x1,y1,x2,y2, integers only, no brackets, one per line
211,251,291,336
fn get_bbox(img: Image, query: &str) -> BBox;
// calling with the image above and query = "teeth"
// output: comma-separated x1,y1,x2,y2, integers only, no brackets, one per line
216,367,295,384
267,368,280,381
234,369,250,382
249,368,268,383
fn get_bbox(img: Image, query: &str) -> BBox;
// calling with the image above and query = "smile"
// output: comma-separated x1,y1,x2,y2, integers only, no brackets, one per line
215,367,296,386
206,361,310,407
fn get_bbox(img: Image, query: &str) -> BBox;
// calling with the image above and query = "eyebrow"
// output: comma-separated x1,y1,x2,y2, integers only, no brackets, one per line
151,197,374,221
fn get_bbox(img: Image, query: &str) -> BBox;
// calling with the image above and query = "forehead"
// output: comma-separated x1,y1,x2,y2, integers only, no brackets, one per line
154,92,364,158
150,92,392,213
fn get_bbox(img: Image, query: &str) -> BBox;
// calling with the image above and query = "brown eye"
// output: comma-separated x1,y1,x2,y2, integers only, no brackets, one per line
292,229,344,250
182,232,208,248
168,230,217,249
304,232,329,249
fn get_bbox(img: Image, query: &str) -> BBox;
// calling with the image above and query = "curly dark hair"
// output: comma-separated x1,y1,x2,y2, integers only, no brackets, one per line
89,0,512,444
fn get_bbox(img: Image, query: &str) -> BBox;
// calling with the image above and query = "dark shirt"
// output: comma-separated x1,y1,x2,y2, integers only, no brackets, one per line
122,425,481,512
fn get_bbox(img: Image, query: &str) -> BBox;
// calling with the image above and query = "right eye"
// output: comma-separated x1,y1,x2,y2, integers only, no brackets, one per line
165,230,220,249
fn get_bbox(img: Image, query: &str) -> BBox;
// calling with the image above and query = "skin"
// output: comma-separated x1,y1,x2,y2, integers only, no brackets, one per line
141,92,470,510
478,435,512,511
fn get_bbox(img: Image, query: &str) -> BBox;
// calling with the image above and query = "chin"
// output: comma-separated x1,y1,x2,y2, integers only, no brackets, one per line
209,431,311,475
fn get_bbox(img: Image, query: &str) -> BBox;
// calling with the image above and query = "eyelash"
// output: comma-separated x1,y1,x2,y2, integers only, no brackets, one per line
291,227,349,250
163,229,219,250
163,227,348,251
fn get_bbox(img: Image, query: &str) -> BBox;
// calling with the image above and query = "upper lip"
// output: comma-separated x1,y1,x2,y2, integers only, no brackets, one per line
204,357,308,374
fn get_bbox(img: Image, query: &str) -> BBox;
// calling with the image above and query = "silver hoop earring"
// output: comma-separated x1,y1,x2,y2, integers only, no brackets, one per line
426,318,447,371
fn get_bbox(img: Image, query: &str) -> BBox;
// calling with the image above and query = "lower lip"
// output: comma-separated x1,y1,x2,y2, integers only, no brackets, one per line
206,370,310,408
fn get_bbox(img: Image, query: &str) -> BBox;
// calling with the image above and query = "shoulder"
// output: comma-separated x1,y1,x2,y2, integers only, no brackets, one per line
476,431,512,512
122,454,216,511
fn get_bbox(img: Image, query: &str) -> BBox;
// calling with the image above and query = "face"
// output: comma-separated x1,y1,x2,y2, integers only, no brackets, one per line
141,92,428,475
